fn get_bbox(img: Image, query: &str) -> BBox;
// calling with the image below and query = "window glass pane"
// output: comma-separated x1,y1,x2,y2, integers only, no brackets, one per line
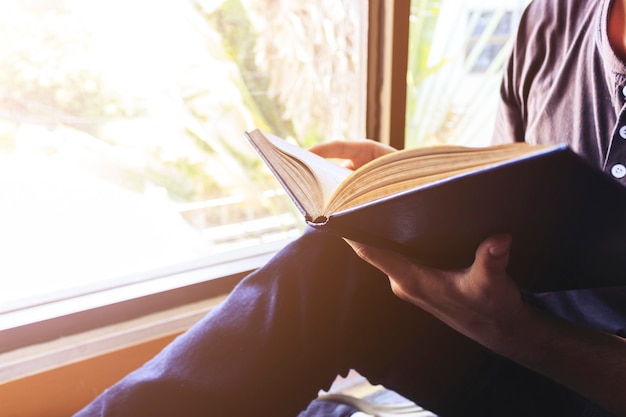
405,0,530,148
0,0,366,309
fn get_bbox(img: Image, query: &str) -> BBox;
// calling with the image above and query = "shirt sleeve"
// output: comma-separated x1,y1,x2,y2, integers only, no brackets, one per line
491,4,536,145
492,65,526,145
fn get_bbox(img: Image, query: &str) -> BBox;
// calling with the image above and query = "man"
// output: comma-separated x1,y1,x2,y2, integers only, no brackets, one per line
76,0,626,415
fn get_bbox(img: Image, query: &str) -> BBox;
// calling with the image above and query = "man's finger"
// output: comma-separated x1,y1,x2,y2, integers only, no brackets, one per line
344,239,419,280
309,141,363,160
474,234,512,275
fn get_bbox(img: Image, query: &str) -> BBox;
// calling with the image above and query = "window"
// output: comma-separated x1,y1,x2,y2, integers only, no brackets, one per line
466,10,515,74
1,0,534,354
405,0,529,148
0,0,367,340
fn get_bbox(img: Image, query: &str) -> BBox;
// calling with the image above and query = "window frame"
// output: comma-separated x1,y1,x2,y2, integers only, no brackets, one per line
0,245,280,353
367,0,410,150
0,0,410,355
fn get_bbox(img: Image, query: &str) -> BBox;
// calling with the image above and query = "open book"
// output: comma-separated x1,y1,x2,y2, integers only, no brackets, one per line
245,129,550,223
245,129,626,292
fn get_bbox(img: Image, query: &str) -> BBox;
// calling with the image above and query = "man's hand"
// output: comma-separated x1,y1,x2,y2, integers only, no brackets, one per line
347,236,626,415
345,235,524,352
309,139,396,170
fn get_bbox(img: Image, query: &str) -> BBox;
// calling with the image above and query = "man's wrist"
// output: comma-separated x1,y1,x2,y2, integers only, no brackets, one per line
486,303,552,366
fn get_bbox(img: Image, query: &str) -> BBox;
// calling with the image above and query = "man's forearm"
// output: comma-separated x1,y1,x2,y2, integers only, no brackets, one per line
493,305,626,416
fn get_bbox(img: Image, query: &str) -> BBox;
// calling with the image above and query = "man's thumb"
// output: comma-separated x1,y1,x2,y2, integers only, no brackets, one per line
477,234,512,273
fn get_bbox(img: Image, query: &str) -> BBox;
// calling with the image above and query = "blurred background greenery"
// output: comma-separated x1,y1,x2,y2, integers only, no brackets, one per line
0,0,528,305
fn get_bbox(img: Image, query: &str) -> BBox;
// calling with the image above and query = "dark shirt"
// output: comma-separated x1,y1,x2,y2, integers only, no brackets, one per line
493,0,626,340
494,0,626,184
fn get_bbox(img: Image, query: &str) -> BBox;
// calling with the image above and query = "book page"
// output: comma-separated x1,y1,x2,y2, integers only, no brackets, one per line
262,131,352,207
325,142,549,215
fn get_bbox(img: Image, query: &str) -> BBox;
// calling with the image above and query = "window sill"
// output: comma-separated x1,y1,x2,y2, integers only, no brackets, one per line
0,295,227,416
0,238,292,354
0,295,225,384
0,237,297,416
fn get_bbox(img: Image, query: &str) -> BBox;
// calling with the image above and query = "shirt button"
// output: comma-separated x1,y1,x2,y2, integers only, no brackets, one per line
611,164,626,178
620,126,626,139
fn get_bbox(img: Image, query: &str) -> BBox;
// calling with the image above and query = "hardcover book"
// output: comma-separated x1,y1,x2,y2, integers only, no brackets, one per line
245,129,626,292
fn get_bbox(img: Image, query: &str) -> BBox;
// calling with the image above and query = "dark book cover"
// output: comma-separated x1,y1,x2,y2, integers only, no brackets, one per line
309,146,626,292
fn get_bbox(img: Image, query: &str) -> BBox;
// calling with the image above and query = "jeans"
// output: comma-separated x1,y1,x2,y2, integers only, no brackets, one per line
74,228,610,417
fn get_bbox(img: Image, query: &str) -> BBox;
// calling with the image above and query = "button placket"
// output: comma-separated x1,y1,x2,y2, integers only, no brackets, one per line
605,106,626,182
